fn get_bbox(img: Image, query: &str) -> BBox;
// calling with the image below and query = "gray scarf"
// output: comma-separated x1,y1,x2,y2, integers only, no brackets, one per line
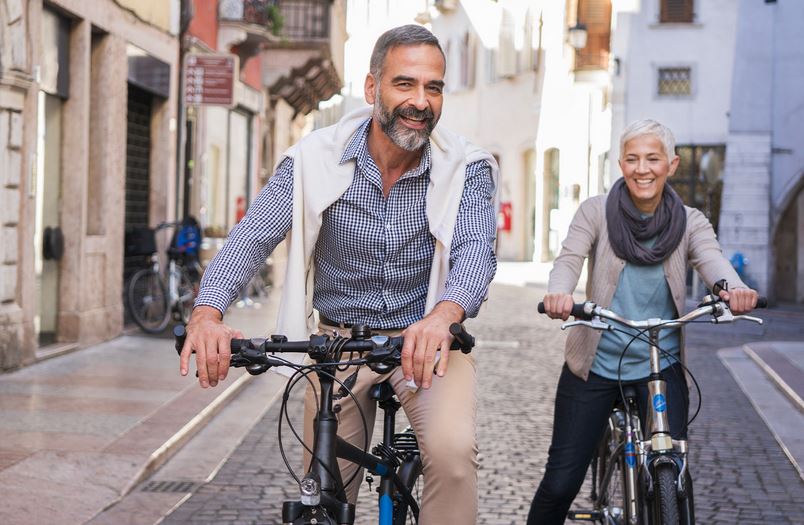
605,178,686,265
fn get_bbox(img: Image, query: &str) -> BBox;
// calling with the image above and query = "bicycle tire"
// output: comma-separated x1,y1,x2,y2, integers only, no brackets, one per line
390,427,423,525
127,268,169,333
652,463,680,525
596,417,629,525
392,452,422,525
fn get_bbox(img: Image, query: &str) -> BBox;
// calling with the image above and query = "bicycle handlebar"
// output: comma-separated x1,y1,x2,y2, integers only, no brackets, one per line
174,322,475,374
537,294,767,332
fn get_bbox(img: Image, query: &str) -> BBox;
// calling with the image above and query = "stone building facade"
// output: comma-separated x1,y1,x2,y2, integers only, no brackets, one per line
0,0,180,370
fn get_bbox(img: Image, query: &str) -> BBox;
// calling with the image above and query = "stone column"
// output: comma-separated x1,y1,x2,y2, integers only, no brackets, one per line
0,0,36,369
718,133,772,294
58,19,90,342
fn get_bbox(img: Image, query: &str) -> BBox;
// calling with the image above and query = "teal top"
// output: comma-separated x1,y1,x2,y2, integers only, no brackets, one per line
591,239,681,380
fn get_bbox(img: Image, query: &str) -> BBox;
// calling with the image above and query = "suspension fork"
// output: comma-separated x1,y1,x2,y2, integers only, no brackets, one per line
622,399,640,524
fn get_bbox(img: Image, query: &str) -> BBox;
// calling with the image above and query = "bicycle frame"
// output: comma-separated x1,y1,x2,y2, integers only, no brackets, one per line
553,296,764,525
281,349,420,525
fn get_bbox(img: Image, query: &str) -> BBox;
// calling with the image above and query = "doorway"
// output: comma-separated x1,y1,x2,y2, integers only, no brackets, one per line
542,148,560,261
34,92,64,345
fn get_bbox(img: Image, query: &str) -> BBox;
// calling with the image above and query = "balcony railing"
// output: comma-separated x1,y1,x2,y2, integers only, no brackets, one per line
276,0,331,42
219,0,282,32
574,49,609,71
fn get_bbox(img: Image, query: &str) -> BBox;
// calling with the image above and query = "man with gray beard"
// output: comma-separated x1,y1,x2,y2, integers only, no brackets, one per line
180,25,499,523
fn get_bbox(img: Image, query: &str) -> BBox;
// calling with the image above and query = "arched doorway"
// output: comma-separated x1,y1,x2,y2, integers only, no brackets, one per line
773,185,804,303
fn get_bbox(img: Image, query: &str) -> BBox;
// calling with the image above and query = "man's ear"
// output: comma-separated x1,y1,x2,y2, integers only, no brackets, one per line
364,74,377,105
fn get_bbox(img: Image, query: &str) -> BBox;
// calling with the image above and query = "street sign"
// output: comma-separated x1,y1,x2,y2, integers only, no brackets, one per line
184,53,237,106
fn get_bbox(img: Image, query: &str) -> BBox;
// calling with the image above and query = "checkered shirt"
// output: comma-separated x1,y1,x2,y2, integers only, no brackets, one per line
196,119,497,328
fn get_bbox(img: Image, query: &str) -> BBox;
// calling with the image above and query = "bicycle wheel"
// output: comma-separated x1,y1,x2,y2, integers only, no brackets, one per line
175,266,197,324
652,463,680,525
127,268,169,333
392,429,423,525
596,416,629,525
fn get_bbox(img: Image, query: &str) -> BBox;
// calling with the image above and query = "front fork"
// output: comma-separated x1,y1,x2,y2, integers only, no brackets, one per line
640,329,692,518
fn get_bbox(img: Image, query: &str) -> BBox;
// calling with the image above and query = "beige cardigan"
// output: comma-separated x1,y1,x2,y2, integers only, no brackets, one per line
548,194,744,380
274,107,499,340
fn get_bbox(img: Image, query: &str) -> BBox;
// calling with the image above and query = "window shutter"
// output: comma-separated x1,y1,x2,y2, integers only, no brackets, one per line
576,0,612,70
660,0,694,23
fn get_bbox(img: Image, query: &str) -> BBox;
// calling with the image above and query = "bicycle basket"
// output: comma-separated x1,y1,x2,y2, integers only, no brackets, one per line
170,217,201,256
124,226,157,257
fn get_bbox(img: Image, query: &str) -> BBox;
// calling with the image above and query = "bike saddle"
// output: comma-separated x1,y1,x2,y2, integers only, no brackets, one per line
369,382,395,402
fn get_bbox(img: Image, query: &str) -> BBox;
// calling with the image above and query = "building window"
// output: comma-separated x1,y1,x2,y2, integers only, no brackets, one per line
521,8,542,72
657,67,692,96
660,0,694,23
673,145,725,232
574,0,612,71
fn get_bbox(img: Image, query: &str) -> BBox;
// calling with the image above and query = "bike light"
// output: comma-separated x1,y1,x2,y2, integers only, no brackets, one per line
300,476,321,506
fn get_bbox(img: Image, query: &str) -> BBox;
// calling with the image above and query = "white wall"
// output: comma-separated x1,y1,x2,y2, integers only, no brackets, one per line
610,0,738,167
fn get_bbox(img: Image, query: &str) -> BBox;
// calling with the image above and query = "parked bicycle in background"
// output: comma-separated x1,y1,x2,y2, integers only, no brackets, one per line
124,217,203,333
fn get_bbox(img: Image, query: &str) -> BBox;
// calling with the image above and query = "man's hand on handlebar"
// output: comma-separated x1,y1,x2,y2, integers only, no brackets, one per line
180,305,243,388
541,293,575,321
401,301,464,390
718,287,759,315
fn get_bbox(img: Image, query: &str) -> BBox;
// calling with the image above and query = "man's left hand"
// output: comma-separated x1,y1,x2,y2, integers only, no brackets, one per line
718,287,758,315
401,301,464,389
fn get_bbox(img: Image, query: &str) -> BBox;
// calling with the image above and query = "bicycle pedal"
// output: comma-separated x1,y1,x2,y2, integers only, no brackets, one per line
567,510,604,522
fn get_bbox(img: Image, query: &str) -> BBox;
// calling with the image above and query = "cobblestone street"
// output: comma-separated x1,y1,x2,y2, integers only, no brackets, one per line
163,282,804,524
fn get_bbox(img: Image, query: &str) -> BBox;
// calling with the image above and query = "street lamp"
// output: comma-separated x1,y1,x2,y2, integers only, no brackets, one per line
567,23,588,50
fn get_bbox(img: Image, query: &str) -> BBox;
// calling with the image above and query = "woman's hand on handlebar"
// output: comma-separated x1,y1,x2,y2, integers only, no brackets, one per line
718,287,759,315
541,293,575,321
180,305,243,388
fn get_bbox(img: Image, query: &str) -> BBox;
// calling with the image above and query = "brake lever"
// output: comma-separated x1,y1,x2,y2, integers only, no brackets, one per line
561,317,612,331
730,314,764,325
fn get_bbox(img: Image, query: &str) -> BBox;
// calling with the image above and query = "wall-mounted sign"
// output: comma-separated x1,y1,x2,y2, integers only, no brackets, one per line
184,53,237,106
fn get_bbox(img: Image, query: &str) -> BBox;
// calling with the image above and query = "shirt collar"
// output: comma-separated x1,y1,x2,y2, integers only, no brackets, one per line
340,118,431,179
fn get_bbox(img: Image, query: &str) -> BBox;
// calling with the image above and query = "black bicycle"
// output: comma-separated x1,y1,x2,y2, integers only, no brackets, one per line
126,221,202,333
539,291,766,525
175,322,474,525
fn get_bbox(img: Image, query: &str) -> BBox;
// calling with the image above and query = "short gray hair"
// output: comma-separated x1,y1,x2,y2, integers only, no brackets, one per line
369,25,445,79
619,119,677,159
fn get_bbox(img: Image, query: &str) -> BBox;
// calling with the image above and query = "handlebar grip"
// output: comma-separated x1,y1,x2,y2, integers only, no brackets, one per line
449,323,475,354
537,302,592,320
571,304,591,320
756,296,768,309
174,324,186,355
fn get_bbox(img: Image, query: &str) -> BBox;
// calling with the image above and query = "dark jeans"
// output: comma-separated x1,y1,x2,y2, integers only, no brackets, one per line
527,363,689,525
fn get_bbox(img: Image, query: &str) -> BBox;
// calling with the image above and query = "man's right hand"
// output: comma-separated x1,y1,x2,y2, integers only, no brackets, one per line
180,305,242,388
541,293,575,321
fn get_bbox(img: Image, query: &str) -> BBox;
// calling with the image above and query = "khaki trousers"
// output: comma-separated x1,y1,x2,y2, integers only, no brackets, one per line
303,323,478,524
